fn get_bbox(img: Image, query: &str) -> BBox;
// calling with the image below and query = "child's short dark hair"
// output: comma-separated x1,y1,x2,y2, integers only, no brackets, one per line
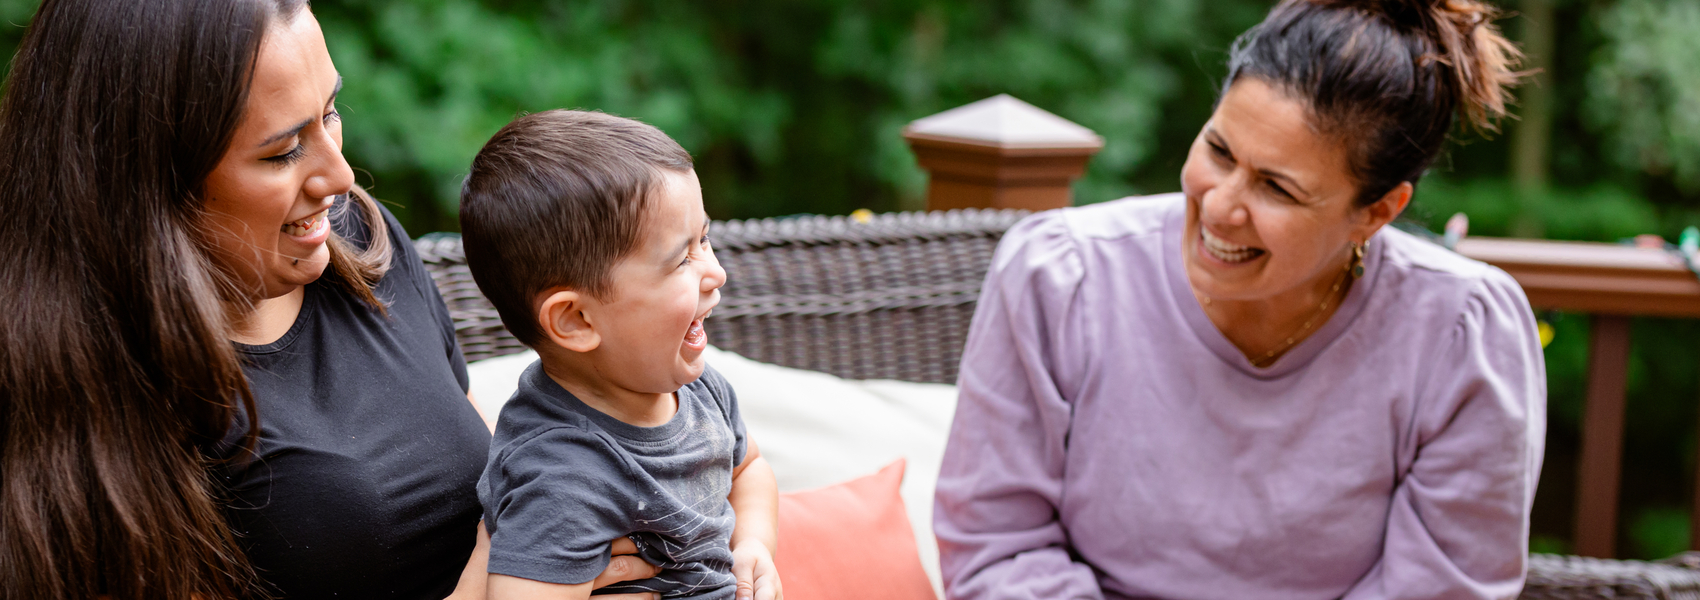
460,109,693,346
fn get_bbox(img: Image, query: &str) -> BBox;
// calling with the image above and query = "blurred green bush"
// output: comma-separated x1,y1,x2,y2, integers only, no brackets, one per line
309,0,1270,231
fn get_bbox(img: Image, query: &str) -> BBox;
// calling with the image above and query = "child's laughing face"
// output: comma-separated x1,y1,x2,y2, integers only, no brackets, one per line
587,169,725,393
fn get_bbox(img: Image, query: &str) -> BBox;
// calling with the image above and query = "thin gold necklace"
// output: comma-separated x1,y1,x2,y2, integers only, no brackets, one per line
1248,265,1351,368
1201,261,1354,369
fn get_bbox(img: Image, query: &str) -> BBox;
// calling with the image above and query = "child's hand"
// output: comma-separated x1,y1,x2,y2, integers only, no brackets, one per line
731,539,782,600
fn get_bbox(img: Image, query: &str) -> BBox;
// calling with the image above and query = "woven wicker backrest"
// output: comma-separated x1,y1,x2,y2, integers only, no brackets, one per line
414,208,1030,384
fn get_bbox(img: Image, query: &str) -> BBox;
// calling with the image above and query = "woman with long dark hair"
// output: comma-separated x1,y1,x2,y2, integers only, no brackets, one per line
936,0,1543,598
0,1,657,598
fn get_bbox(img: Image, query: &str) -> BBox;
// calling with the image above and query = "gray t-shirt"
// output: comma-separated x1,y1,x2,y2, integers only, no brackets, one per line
479,361,747,599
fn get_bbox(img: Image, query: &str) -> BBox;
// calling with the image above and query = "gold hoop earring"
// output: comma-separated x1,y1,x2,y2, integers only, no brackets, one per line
1349,241,1366,278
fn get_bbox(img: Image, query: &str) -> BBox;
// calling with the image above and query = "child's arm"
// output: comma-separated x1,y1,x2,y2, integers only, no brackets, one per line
728,437,782,600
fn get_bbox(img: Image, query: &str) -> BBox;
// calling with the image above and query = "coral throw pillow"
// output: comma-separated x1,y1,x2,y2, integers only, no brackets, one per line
776,459,938,600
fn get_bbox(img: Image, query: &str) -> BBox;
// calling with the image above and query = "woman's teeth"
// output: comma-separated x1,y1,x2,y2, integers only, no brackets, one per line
1201,228,1263,263
282,210,327,237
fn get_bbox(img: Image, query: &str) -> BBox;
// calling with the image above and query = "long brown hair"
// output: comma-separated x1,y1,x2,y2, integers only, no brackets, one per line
0,0,388,598
1225,0,1524,206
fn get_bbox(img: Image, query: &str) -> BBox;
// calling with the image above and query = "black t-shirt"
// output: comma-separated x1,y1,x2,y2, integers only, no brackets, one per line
216,199,491,599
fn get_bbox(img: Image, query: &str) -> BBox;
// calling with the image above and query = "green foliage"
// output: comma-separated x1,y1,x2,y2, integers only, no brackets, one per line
1631,507,1691,560
1586,0,1700,193
305,0,1271,230
316,0,795,230
808,0,1224,208
1531,534,1571,555
0,0,29,26
1412,177,1660,242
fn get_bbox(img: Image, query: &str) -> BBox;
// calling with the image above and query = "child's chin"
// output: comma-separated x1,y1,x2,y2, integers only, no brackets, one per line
675,355,707,380
678,343,708,366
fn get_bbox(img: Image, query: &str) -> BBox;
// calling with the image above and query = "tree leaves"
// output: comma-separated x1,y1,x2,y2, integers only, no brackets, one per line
1586,0,1700,193
303,0,1250,226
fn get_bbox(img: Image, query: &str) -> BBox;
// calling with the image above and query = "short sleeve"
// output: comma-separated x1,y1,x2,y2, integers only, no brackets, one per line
1342,269,1546,599
367,198,471,392
438,296,471,393
479,428,644,585
698,365,748,466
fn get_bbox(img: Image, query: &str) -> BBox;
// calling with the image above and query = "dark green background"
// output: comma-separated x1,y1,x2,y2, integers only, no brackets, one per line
4,0,1699,558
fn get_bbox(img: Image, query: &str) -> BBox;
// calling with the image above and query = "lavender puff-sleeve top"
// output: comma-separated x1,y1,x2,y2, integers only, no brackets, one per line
934,194,1547,600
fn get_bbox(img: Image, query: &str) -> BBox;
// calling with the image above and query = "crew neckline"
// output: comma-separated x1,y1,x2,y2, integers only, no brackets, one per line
234,284,320,355
529,364,692,444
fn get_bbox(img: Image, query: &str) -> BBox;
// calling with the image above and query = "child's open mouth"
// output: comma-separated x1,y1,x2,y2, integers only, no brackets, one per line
683,315,708,350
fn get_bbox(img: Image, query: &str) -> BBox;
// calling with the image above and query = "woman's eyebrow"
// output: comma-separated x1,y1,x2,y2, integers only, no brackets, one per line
326,74,343,109
1210,127,1315,197
256,75,344,148
257,118,312,148
1258,167,1312,197
1205,128,1231,155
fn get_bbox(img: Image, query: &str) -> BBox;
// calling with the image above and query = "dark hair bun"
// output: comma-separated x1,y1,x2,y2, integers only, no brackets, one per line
1426,0,1521,131
1326,0,1523,131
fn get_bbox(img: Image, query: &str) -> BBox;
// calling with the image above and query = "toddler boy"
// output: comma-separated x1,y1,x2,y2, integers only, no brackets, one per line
461,110,779,600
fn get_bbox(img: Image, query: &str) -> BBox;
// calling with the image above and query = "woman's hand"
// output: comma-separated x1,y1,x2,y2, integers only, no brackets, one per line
447,529,661,600
591,537,664,597
446,522,493,600
731,538,782,600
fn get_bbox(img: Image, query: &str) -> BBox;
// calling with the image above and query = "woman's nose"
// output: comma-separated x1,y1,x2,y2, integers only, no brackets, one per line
303,130,355,201
1201,175,1251,227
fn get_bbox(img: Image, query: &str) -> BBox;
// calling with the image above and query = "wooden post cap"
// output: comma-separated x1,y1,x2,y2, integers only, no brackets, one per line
903,94,1104,212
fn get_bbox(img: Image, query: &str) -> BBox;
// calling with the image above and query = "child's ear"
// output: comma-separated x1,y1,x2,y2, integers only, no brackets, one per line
537,289,600,353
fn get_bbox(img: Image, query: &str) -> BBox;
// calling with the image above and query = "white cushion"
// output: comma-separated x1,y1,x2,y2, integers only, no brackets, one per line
467,346,958,595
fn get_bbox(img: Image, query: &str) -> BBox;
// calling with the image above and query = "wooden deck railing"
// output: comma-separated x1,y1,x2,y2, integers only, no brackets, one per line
907,95,1700,559
1456,238,1700,558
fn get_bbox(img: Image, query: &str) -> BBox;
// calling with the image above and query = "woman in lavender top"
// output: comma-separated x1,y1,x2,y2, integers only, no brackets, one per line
934,1,1544,599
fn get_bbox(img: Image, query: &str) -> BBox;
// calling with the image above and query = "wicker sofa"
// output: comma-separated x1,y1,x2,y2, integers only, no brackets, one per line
415,208,1700,600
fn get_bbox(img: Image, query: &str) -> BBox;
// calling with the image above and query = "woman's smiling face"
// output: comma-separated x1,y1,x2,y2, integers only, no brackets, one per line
202,10,353,302
1179,77,1379,304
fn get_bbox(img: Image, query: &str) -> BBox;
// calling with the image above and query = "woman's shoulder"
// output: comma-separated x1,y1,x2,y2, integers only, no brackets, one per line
1030,193,1181,241
997,194,1181,266
1373,226,1533,333
981,195,1181,321
1378,226,1520,292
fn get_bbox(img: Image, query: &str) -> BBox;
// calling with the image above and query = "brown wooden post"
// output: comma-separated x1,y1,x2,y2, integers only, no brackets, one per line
903,94,1103,212
1574,315,1633,558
